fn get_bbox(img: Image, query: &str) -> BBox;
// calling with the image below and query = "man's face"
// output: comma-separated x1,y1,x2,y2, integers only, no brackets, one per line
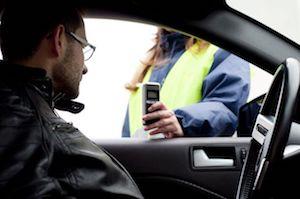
53,25,88,99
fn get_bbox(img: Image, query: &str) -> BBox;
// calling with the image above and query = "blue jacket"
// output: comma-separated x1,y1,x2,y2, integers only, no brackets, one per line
122,32,250,137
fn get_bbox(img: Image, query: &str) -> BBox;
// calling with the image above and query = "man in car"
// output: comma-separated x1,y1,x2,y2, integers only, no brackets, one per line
0,2,143,199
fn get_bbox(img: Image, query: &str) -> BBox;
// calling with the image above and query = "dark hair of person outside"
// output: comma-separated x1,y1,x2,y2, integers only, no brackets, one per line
125,27,210,91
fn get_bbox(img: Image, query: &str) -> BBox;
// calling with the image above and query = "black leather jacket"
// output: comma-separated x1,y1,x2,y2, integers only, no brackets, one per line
0,62,143,199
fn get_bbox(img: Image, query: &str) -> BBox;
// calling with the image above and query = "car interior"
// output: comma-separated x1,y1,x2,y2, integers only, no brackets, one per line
1,0,300,198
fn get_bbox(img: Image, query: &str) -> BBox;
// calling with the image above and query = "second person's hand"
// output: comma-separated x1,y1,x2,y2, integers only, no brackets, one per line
142,101,184,138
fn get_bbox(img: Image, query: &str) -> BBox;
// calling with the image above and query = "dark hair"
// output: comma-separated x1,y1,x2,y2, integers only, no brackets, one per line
125,28,210,91
0,2,83,61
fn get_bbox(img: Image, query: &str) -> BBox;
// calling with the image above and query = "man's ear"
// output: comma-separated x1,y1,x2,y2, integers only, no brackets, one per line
49,25,66,58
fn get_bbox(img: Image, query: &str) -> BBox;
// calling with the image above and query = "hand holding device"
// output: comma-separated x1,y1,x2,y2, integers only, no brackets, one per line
142,82,184,138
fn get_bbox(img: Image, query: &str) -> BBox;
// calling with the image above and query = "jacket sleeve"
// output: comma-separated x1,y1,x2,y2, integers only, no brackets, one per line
174,50,250,137
0,88,70,198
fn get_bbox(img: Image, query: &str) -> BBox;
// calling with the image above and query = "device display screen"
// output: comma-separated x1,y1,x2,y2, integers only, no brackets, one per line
147,91,158,99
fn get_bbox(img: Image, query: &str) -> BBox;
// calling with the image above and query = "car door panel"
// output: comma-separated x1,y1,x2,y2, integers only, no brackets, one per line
95,137,251,198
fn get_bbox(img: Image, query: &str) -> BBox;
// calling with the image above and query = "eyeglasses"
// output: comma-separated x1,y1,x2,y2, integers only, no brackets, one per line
66,32,96,61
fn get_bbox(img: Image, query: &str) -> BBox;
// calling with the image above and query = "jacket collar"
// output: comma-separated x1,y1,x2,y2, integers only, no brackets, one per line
0,61,84,113
0,61,47,80
159,31,188,56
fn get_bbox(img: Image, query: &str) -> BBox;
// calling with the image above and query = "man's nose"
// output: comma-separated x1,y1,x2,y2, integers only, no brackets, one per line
83,64,88,74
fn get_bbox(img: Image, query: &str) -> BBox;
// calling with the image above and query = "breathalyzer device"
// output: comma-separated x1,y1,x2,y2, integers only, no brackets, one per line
142,82,160,125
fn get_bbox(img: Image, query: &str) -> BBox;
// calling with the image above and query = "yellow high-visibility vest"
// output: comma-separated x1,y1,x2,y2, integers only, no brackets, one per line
129,44,219,136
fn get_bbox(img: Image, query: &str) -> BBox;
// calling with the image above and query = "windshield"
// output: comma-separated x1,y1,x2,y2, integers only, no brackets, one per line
226,0,300,44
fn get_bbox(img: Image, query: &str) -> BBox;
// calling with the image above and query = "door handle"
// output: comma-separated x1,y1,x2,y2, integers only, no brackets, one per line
193,149,234,167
